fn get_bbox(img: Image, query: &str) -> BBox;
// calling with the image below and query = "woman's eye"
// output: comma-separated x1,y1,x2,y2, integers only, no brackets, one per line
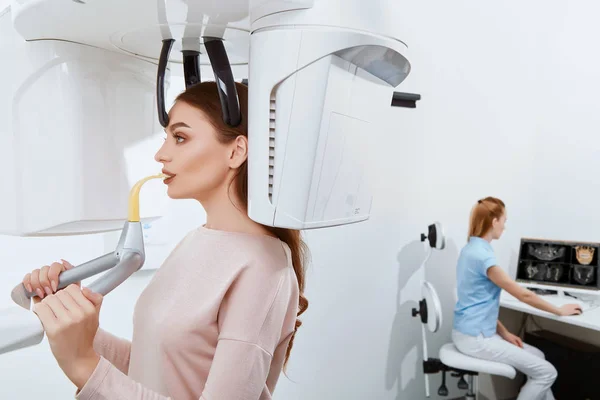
172,133,185,143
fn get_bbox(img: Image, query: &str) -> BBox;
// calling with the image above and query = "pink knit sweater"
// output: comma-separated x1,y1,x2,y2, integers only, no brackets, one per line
75,226,299,400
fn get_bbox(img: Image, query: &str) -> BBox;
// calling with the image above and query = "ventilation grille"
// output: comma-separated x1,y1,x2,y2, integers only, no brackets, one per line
269,94,276,202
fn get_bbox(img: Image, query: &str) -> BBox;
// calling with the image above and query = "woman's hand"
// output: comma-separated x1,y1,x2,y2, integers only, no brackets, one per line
558,304,582,316
33,284,103,389
23,260,79,302
500,331,523,348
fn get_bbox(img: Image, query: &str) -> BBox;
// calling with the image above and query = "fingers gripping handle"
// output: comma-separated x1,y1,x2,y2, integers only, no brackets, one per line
4,251,143,355
13,252,120,304
17,251,142,301
1,253,142,356
3,254,123,356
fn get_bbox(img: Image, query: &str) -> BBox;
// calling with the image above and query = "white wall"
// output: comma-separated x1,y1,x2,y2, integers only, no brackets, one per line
529,2,600,241
507,0,600,375
276,2,600,400
2,2,600,400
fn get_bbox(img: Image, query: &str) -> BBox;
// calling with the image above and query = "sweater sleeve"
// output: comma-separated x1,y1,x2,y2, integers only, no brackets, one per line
92,328,132,374
76,258,298,400
75,356,173,400
200,261,298,400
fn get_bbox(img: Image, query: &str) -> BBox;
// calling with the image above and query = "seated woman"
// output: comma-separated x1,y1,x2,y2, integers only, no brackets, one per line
452,197,581,400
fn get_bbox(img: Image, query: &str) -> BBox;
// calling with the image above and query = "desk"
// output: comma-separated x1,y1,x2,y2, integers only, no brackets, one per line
500,291,600,332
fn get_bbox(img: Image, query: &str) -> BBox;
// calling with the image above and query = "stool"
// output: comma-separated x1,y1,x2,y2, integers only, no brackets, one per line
439,343,516,399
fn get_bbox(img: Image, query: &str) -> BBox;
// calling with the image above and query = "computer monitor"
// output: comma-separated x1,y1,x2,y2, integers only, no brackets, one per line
516,237,600,297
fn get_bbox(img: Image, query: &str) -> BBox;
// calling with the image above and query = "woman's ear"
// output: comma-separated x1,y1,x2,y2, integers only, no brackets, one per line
229,135,248,169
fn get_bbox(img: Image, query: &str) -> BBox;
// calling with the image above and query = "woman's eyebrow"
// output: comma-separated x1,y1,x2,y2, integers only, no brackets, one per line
165,122,191,132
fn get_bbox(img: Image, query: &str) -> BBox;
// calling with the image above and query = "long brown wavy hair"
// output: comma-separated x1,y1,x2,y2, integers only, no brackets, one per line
175,81,309,370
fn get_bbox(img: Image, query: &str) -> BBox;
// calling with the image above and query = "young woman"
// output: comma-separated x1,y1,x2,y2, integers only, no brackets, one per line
452,196,581,400
22,81,309,400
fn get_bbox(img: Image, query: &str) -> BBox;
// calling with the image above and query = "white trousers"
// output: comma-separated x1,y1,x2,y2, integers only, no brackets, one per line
452,330,557,400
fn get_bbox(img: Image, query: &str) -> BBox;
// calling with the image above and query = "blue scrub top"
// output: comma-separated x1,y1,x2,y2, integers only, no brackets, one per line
453,236,501,337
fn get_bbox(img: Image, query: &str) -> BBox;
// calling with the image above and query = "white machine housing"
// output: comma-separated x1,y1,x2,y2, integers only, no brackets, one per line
1,0,414,234
0,10,166,235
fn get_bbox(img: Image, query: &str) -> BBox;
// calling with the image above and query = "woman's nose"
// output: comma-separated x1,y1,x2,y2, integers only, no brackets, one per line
154,142,170,163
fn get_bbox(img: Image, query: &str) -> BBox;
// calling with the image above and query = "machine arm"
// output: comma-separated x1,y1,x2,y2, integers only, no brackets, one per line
0,173,165,356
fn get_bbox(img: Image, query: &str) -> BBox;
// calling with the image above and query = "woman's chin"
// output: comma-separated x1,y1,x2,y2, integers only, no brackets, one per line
166,186,181,199
166,187,194,200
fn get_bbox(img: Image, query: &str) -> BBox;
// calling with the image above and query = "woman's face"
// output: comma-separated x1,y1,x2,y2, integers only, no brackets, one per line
154,101,232,200
492,212,507,239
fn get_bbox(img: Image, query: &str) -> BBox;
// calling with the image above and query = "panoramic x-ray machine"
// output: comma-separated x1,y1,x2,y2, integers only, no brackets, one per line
0,0,420,354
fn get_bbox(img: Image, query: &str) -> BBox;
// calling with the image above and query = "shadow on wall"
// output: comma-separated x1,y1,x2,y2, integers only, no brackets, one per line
385,239,426,400
385,237,467,400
